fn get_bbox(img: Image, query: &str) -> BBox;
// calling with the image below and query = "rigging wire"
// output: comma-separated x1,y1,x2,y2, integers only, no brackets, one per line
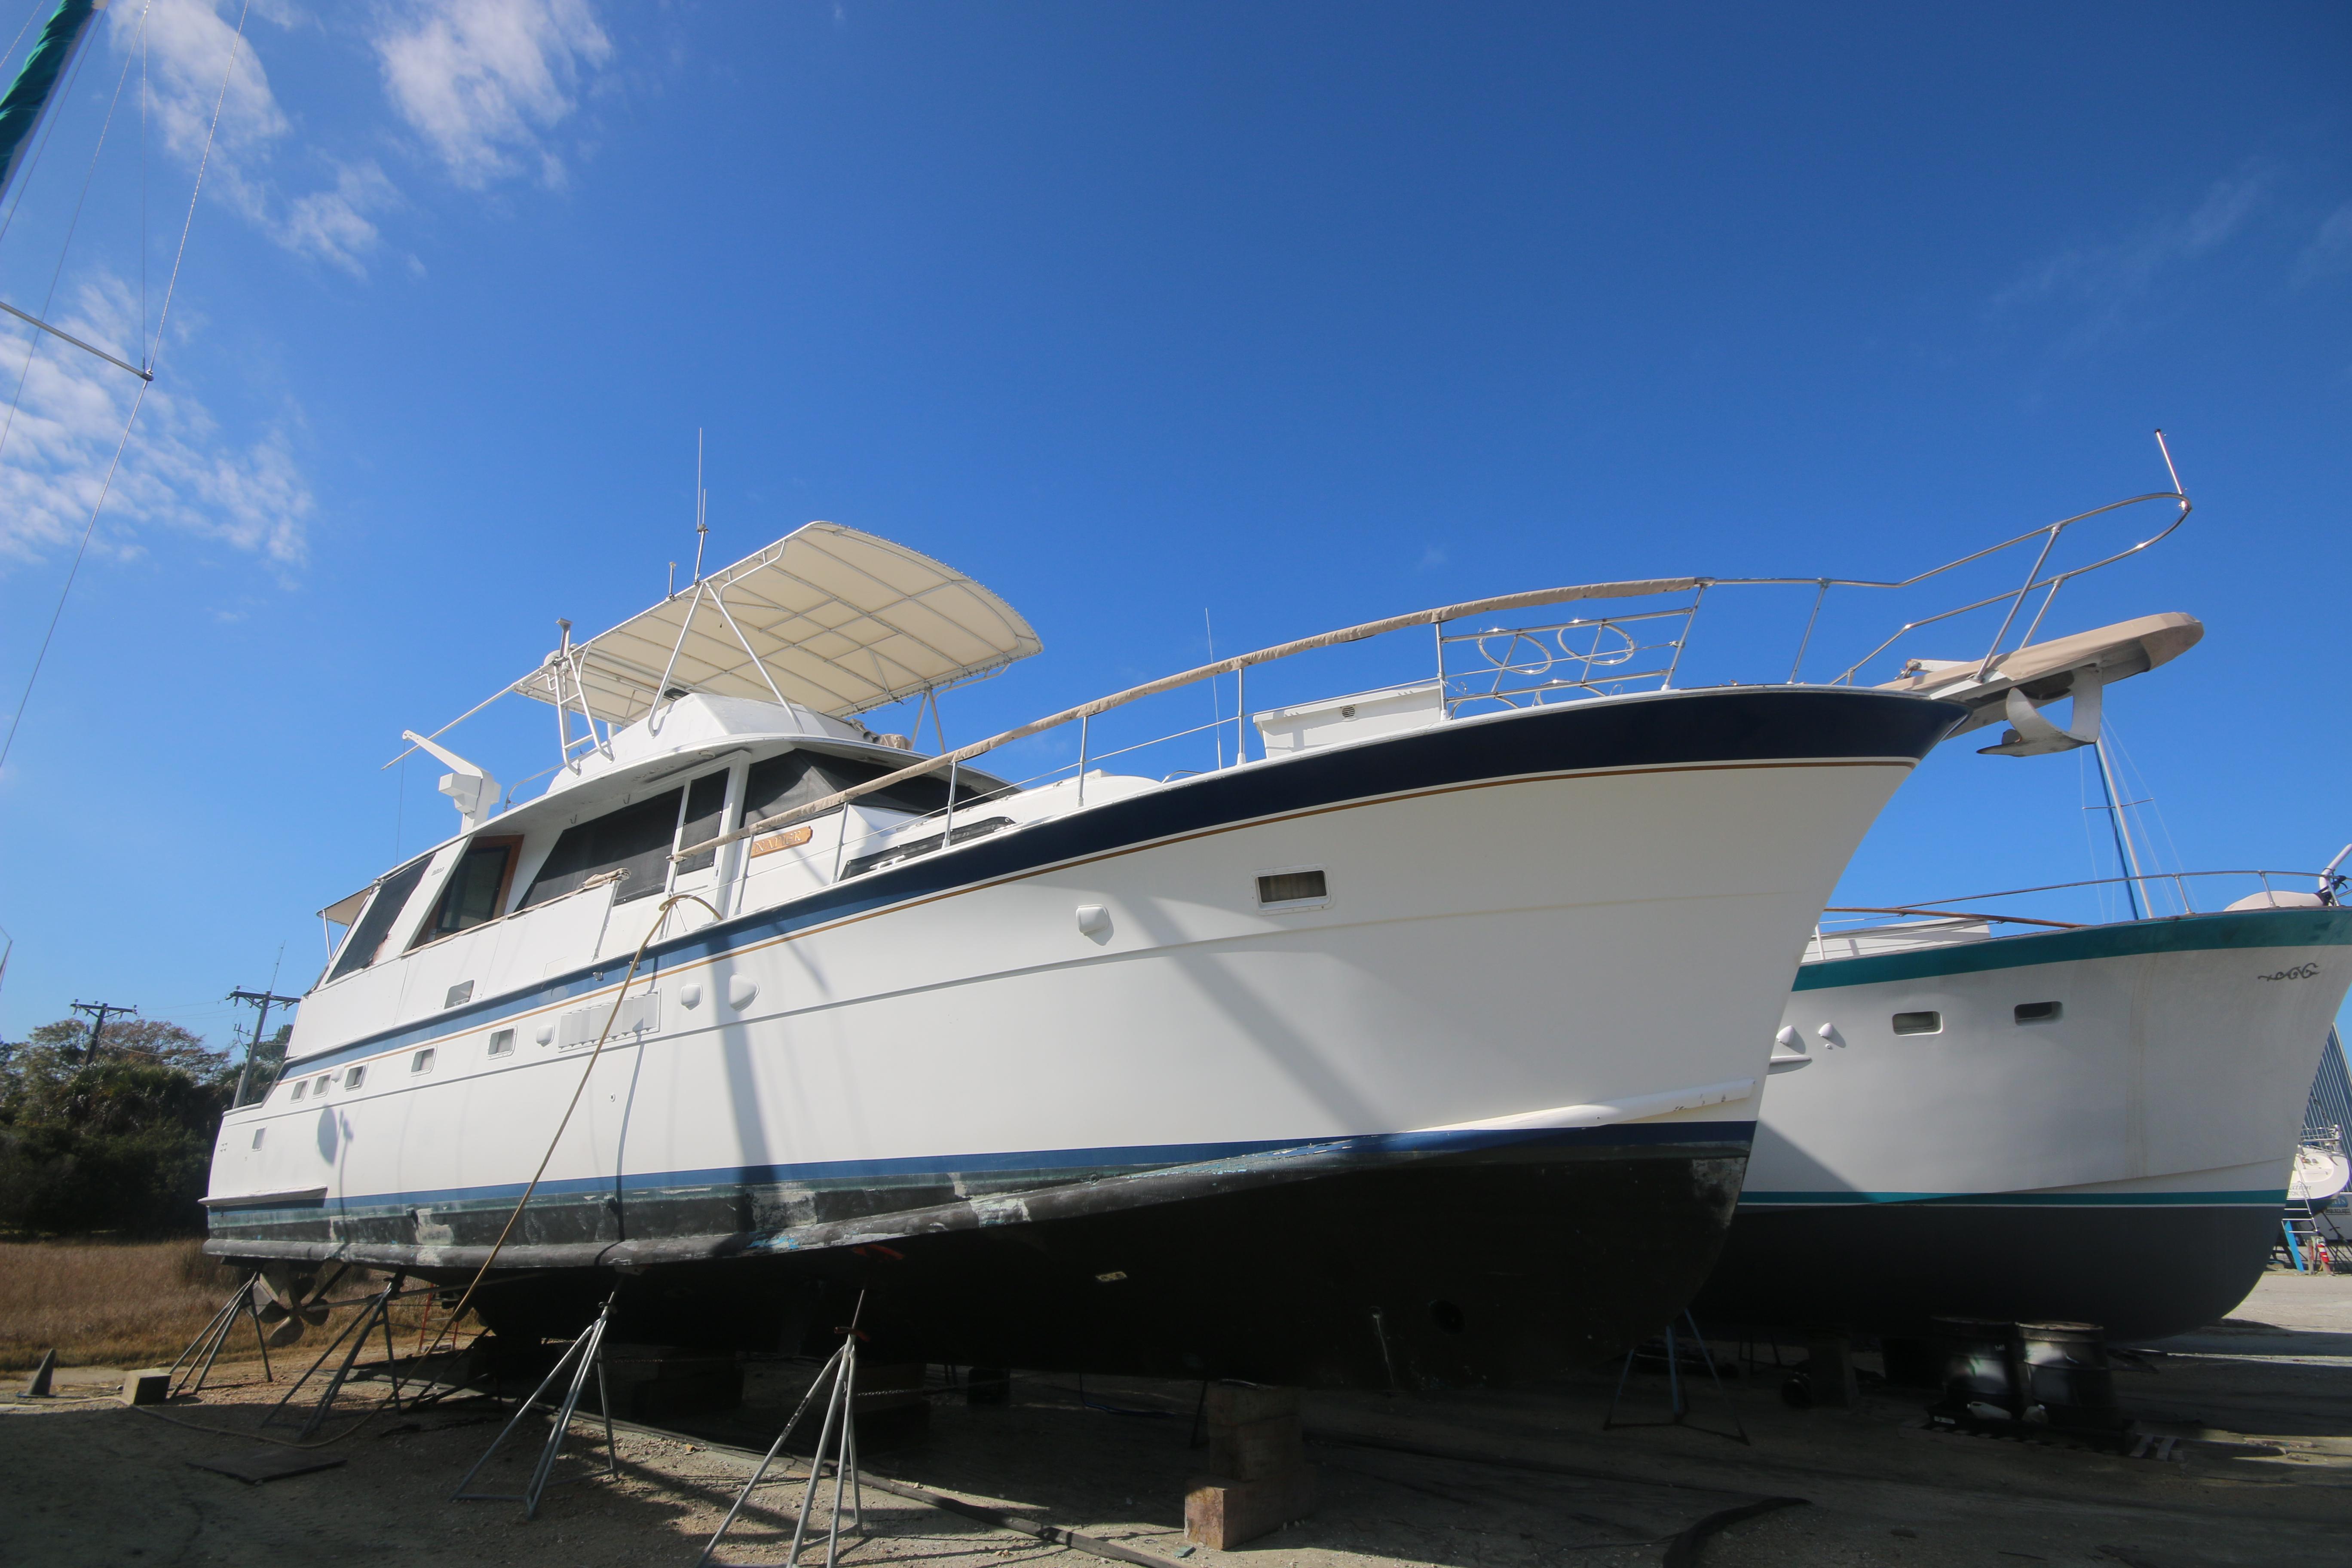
0,0,248,775
0,1,45,89
0,4,154,478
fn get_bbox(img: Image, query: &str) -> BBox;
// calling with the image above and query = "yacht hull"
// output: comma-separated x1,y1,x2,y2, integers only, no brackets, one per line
207,687,1956,1385
1698,906,2352,1342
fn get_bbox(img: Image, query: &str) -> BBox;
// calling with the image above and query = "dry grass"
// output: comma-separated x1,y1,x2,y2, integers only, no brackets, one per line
0,1238,241,1370
0,1239,438,1371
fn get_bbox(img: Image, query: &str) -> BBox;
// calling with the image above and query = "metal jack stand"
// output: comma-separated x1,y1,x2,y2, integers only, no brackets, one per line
262,1272,414,1439
700,1314,866,1568
1604,1309,1749,1445
167,1273,275,1398
452,1293,621,1520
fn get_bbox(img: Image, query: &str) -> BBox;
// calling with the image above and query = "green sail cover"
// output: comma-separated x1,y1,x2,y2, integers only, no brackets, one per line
0,0,101,208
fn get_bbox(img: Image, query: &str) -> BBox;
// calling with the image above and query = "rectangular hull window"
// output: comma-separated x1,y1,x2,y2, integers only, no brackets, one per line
487,1028,514,1057
1257,868,1328,906
2014,1001,2063,1025
411,1048,436,1074
343,1066,367,1089
1892,1011,1942,1036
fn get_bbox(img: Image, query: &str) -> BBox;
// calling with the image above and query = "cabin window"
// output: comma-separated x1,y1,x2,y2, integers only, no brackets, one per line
521,788,686,908
411,1048,436,1074
742,750,995,830
2014,1001,2062,1025
674,771,732,874
290,1080,306,1102
487,1028,514,1057
325,853,435,980
1892,1011,1942,1036
312,1075,330,1096
1257,868,1329,907
251,1128,266,1148
415,836,521,946
344,1066,367,1090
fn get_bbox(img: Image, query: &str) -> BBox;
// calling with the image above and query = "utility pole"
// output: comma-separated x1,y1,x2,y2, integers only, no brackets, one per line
69,999,135,1064
227,986,302,1107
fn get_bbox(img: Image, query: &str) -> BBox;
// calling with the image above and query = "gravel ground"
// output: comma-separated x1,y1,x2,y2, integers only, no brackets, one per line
3,1273,2346,1568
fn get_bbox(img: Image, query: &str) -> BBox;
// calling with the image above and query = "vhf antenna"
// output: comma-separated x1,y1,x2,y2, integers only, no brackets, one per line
692,429,710,582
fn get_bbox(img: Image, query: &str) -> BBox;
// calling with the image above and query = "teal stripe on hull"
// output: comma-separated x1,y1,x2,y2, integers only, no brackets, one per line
1740,1188,2286,1208
1792,905,2352,992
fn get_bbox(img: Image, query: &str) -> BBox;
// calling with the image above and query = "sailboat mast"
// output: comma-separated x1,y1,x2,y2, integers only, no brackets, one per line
2091,734,2146,921
0,0,107,211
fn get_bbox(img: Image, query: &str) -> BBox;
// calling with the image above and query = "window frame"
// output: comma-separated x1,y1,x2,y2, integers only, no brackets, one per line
408,834,525,952
1255,865,1332,911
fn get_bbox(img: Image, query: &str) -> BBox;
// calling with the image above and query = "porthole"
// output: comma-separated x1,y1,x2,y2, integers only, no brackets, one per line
290,1080,306,1102
251,1127,266,1149
1892,1011,1942,1036
487,1028,515,1057
344,1066,367,1090
2014,1001,2062,1025
313,1075,330,1096
411,1048,436,1074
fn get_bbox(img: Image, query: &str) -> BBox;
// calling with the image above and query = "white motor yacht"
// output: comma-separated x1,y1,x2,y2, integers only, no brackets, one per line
202,522,1965,1386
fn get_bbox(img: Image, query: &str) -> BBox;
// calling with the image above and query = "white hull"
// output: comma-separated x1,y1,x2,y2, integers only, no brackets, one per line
1700,905,2352,1339
207,686,1956,1382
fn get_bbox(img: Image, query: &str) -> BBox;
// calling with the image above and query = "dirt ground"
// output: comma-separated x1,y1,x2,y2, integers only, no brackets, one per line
3,1272,2347,1568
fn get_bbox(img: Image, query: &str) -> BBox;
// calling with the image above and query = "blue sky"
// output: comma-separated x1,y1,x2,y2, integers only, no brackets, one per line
0,0,2347,1047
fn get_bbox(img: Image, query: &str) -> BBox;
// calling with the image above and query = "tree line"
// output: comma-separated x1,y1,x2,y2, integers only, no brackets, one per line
0,1017,284,1234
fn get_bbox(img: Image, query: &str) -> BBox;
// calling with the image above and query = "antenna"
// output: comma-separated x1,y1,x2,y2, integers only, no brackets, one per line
1205,608,1222,770
2153,427,2184,498
692,429,710,582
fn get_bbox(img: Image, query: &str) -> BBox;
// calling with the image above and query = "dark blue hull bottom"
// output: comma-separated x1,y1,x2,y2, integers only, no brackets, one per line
217,1132,1751,1388
1695,1200,2284,1342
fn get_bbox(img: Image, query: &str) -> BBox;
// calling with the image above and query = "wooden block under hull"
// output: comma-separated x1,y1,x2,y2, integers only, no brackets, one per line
1184,1467,1317,1550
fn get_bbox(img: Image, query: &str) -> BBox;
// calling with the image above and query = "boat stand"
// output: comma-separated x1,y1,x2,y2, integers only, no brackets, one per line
451,1293,621,1520
1603,1309,1749,1445
699,1332,865,1568
261,1272,417,1439
165,1272,275,1399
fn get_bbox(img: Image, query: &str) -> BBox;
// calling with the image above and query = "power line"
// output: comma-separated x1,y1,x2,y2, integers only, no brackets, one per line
67,996,133,1063
227,977,297,1108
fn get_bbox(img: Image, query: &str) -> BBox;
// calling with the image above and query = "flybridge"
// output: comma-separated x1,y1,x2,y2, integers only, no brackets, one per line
516,523,1043,731
387,523,1043,805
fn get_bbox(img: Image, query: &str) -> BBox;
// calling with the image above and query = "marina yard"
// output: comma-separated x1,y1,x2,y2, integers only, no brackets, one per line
3,1273,2346,1568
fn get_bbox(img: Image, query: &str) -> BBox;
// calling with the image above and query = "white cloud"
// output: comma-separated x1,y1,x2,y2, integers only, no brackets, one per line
2294,202,2352,287
1991,170,2267,340
0,277,311,573
373,0,612,190
110,0,391,274
277,159,397,275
